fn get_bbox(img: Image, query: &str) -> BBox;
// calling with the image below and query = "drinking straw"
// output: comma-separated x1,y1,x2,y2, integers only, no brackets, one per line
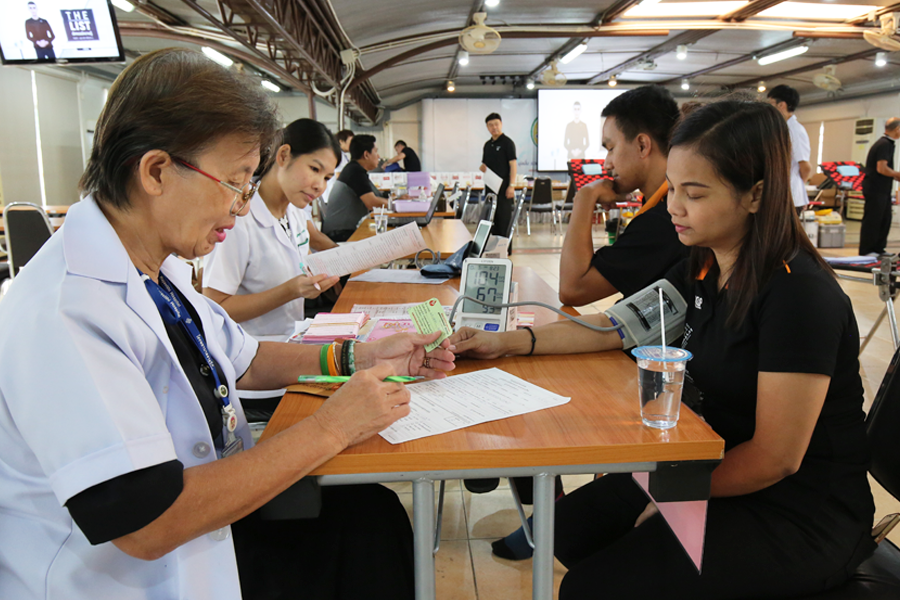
659,287,667,353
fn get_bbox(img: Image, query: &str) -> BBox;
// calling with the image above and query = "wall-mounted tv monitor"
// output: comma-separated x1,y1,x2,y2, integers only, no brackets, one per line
1,0,125,66
537,88,625,171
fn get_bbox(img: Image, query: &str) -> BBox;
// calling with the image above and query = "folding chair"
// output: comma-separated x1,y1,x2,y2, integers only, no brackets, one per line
3,202,54,278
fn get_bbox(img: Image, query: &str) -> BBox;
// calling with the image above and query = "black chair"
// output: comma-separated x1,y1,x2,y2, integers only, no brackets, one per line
508,189,527,239
798,344,900,598
526,177,558,235
480,193,497,224
557,180,576,226
3,202,54,278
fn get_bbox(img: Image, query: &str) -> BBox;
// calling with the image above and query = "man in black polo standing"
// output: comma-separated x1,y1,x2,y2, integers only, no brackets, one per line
479,113,518,250
860,117,900,255
24,1,55,61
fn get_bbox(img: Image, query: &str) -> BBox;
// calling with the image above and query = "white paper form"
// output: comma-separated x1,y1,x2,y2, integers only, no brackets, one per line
483,167,504,194
379,368,570,444
351,303,453,319
349,269,450,285
304,223,427,277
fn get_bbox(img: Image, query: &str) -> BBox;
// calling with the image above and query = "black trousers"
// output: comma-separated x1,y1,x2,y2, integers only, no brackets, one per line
859,191,893,255
555,473,874,600
233,484,414,600
490,185,515,252
35,47,55,60
327,229,356,243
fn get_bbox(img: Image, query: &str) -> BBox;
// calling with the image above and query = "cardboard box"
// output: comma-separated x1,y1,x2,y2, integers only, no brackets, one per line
846,198,865,221
818,224,846,248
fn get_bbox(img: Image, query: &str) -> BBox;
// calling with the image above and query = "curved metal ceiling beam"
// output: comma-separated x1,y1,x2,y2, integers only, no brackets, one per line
348,29,669,92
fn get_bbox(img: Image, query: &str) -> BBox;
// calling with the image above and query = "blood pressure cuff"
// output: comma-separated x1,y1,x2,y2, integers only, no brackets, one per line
604,279,687,350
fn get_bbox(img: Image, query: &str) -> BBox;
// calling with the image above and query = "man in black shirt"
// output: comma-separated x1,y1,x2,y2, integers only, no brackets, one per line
480,113,518,248
325,134,388,242
559,85,687,305
382,140,421,172
24,1,55,61
860,118,900,255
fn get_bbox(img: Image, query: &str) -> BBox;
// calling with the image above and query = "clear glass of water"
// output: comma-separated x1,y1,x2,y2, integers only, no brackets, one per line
631,346,693,429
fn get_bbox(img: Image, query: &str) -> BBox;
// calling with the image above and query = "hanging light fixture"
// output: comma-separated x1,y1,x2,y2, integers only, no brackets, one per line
608,75,618,87
681,78,690,91
525,78,535,90
757,81,767,93
446,80,456,92
876,52,887,67
676,44,688,60
458,51,469,66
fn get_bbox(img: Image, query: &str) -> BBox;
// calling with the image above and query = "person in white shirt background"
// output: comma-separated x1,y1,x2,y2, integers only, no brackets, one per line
767,84,812,215
0,47,456,600
203,118,342,342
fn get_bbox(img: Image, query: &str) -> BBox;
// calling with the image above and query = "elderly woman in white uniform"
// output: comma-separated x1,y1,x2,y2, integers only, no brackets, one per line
203,118,343,341
0,48,454,600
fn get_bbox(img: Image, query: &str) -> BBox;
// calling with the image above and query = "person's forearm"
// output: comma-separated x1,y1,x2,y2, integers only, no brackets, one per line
508,162,517,184
360,193,389,209
499,313,623,356
798,161,813,183
559,193,601,304
238,341,324,389
113,413,344,560
309,226,338,251
206,283,297,324
709,439,797,498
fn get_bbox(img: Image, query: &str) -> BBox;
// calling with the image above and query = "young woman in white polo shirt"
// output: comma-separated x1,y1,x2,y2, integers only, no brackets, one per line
203,119,341,340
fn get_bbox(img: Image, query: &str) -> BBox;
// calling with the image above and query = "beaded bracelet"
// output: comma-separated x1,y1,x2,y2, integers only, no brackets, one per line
319,344,329,375
346,339,357,375
340,338,351,376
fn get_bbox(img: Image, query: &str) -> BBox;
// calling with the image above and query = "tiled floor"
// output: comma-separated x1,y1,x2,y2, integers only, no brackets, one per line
408,214,900,599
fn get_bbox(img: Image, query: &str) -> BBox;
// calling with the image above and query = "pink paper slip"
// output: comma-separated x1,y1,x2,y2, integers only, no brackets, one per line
365,319,417,342
633,472,708,572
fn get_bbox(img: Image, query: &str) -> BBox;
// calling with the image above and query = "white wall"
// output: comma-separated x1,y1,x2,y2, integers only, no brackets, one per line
421,98,537,175
796,92,900,165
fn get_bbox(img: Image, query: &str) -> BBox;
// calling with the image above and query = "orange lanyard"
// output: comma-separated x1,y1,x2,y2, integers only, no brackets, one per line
634,181,669,217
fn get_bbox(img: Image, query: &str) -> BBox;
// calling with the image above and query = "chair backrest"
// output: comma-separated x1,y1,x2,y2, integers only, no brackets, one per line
507,191,526,238
565,179,576,204
866,343,900,501
530,178,553,207
480,193,497,224
3,202,54,278
456,185,472,219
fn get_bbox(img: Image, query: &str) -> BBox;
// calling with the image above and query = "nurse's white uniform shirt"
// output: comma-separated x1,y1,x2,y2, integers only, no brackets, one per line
0,196,258,600
787,114,812,208
204,192,311,340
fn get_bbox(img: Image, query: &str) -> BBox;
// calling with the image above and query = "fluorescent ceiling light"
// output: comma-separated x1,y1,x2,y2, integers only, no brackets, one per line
758,2,876,21
757,44,808,66
261,80,280,93
202,47,234,67
676,44,687,60
525,78,535,90
624,2,746,18
111,0,134,12
560,42,588,65
485,0,500,7
458,51,469,66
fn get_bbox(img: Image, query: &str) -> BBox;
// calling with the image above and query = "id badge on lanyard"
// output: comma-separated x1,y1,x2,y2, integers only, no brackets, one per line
140,271,243,456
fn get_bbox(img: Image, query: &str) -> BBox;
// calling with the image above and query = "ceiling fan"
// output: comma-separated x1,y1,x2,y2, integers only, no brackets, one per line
459,12,501,55
813,65,842,92
864,13,900,52
541,60,567,86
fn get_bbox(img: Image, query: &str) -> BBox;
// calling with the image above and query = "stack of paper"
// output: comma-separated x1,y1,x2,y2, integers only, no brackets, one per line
301,312,369,344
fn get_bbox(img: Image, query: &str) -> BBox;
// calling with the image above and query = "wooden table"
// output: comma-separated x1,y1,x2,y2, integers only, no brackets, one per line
262,267,724,600
348,218,472,260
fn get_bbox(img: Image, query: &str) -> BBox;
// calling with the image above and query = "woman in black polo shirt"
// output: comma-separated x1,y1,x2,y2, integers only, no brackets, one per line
449,100,875,598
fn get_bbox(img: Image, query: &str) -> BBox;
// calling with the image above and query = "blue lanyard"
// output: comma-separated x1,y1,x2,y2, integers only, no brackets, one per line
140,270,238,432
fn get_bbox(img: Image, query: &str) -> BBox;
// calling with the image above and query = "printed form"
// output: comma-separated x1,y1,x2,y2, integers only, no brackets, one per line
379,368,570,444
352,303,453,319
305,223,427,277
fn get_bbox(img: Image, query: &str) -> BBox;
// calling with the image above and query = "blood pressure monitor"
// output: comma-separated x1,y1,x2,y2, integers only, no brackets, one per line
456,258,516,332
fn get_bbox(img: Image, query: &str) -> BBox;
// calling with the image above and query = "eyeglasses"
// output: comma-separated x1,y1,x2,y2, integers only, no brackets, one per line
175,159,258,216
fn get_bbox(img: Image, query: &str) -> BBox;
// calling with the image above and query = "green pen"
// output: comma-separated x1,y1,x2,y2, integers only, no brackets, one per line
297,375,423,383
